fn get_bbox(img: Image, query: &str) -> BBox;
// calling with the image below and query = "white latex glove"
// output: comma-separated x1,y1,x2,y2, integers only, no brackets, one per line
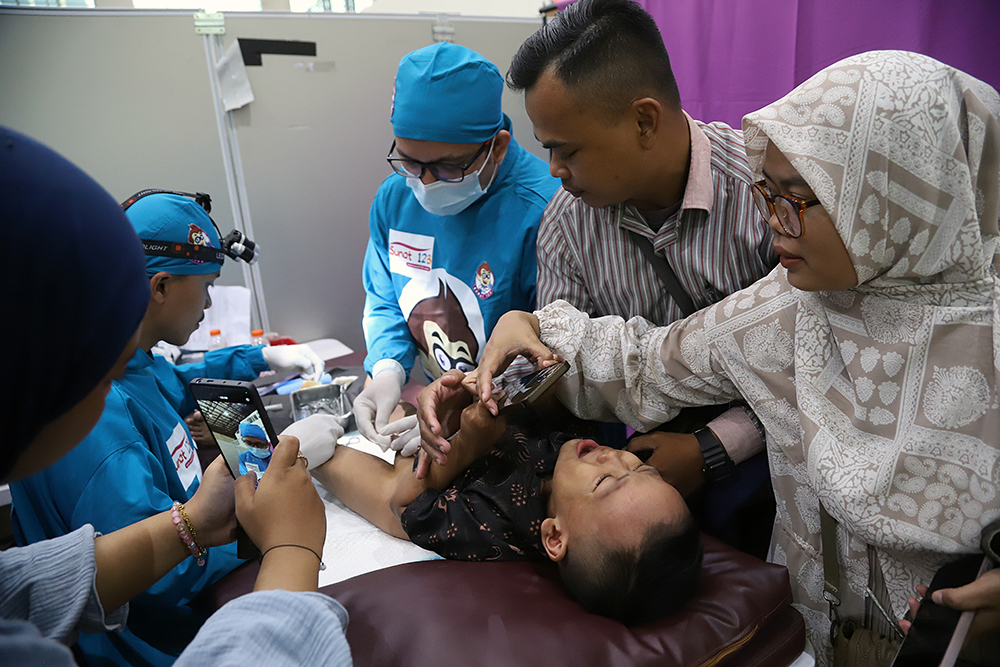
280,414,343,470
381,416,420,458
262,344,325,382
353,360,408,451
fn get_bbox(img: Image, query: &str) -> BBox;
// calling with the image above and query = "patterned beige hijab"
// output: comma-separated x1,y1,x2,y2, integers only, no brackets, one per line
740,49,1000,638
744,50,1000,292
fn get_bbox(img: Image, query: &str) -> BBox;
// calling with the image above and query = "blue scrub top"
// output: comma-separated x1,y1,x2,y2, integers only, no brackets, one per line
362,126,558,381
238,449,271,477
11,344,269,667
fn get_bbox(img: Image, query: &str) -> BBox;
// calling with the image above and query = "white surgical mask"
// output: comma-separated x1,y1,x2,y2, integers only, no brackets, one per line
405,138,498,216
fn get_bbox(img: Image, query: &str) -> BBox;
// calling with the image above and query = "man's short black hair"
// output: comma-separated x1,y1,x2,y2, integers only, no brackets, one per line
558,513,703,625
507,0,681,117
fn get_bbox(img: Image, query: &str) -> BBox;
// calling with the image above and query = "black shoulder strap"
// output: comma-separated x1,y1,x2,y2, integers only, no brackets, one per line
625,229,697,318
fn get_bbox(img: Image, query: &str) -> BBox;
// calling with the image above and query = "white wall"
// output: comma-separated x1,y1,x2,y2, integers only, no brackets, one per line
0,8,546,351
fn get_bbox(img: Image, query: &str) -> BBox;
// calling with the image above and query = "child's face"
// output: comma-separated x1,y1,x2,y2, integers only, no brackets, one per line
158,271,218,346
546,439,687,555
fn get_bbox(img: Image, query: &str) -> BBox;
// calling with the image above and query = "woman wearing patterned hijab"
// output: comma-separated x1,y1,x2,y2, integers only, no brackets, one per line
460,51,1000,662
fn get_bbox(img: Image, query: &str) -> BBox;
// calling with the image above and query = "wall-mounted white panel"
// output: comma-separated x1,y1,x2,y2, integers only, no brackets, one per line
0,9,545,352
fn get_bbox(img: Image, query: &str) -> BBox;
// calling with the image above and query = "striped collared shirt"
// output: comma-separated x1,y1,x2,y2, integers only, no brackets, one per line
536,113,776,461
537,113,776,325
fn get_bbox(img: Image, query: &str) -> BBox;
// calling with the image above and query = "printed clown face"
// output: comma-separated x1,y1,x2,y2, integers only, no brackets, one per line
188,224,211,247
475,261,494,291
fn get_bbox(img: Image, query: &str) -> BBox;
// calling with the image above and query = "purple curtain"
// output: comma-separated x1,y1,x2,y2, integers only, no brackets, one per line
636,0,1000,128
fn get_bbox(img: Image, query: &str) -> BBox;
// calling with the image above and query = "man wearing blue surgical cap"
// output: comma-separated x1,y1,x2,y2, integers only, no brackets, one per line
356,42,559,456
237,422,273,478
11,191,340,667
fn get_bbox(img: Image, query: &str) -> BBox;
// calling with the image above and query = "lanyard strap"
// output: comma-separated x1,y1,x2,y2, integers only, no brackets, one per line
625,230,697,318
819,502,842,610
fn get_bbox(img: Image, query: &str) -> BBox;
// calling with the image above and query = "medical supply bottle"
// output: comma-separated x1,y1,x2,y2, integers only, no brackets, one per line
208,328,227,350
251,328,267,346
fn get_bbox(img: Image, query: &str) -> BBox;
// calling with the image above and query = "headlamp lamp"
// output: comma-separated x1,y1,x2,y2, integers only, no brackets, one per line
120,189,260,265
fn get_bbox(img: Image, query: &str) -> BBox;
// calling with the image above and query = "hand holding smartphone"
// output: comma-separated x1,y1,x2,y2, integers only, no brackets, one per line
892,554,997,667
189,378,281,557
493,360,570,413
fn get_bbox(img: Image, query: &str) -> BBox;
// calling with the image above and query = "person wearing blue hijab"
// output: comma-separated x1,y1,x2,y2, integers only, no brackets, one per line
0,126,352,667
11,188,336,667
356,42,559,457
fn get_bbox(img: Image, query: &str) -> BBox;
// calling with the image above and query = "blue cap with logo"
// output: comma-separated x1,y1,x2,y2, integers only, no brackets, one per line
125,193,223,277
391,42,504,144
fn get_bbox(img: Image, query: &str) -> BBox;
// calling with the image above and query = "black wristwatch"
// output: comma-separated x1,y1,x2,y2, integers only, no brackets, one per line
694,427,734,482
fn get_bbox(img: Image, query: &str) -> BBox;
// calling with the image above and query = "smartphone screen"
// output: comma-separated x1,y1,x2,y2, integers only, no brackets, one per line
189,378,279,481
496,360,570,413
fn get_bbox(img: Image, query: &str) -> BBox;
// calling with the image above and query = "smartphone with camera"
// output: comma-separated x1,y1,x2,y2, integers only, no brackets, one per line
189,378,280,558
891,554,994,667
494,360,570,413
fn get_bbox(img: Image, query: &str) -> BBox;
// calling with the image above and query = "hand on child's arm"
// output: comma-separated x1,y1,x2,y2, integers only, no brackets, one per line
456,400,507,458
416,370,474,476
235,436,326,592
412,401,506,495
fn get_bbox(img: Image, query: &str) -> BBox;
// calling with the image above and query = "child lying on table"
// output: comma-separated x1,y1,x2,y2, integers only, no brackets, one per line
311,370,703,625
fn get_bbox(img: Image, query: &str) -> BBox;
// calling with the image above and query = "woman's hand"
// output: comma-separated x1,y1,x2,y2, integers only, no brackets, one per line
184,456,237,548
235,435,326,556
475,311,559,415
901,568,1000,641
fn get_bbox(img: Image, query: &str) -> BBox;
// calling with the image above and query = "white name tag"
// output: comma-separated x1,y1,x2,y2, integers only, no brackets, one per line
388,230,434,280
168,422,202,491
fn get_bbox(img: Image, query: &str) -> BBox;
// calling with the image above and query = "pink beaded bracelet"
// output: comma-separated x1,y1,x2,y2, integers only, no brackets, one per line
171,501,206,567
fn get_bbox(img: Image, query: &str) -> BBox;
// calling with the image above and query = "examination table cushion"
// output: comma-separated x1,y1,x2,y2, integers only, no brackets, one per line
207,534,804,667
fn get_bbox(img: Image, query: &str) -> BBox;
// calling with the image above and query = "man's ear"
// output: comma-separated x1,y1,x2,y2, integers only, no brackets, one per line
148,271,172,305
631,97,662,149
541,517,568,562
491,129,512,165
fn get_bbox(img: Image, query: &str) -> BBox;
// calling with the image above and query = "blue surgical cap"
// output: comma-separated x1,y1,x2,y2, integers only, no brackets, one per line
0,126,149,479
391,42,504,144
126,193,223,277
239,422,269,443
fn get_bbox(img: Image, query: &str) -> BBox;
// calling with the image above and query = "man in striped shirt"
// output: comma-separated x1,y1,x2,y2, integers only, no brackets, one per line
505,0,777,555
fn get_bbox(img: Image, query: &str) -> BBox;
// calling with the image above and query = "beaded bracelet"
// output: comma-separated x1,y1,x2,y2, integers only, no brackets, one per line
171,501,207,566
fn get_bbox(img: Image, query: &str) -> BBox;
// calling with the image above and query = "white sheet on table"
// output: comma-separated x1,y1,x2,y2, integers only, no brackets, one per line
316,431,440,587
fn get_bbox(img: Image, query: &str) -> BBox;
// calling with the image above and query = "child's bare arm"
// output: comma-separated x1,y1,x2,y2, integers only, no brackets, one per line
311,447,411,540
389,401,506,520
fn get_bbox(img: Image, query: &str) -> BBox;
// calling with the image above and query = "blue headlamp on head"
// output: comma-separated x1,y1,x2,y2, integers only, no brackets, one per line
121,189,259,268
